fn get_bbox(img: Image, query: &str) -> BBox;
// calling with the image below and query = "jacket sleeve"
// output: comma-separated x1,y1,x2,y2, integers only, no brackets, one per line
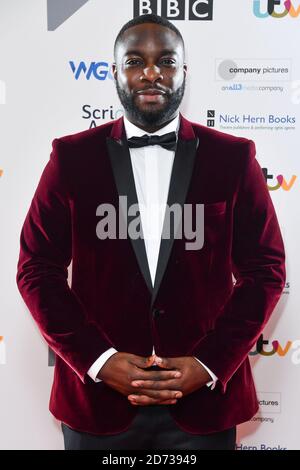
187,140,286,393
16,138,114,384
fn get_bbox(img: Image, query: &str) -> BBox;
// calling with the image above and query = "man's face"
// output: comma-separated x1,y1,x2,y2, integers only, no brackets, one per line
112,23,187,128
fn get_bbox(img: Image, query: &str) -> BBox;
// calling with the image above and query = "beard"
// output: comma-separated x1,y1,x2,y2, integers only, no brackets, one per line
115,76,186,128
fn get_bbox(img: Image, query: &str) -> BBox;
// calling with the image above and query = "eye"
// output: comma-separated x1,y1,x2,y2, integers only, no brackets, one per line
126,58,176,66
126,59,142,66
161,59,176,65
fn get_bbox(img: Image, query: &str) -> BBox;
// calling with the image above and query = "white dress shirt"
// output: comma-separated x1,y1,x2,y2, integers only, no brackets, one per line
87,113,217,389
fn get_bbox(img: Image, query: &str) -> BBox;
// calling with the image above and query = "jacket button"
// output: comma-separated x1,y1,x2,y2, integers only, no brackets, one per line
152,308,165,318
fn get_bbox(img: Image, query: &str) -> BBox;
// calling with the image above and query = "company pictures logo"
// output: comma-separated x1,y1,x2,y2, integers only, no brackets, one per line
257,392,281,413
254,0,300,18
133,0,214,20
216,59,291,82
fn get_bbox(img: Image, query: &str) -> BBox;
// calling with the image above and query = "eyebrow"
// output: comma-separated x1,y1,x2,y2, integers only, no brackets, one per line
124,49,178,57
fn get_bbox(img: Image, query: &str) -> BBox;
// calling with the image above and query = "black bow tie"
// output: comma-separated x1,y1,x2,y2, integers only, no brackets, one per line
127,131,177,151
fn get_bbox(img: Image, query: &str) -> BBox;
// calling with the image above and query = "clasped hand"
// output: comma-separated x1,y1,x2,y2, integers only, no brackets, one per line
97,352,211,406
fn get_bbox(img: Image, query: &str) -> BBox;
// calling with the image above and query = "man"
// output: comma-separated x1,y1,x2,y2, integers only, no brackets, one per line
16,14,286,450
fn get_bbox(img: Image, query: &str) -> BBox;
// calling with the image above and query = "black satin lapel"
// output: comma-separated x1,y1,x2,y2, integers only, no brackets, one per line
150,137,199,310
106,136,153,295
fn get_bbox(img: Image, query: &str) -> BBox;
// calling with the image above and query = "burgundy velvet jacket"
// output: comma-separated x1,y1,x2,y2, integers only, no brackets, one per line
16,113,285,435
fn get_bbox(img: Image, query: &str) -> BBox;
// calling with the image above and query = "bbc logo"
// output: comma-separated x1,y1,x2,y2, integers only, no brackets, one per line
133,0,214,21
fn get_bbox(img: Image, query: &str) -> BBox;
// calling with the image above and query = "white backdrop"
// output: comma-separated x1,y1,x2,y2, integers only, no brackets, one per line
0,0,299,450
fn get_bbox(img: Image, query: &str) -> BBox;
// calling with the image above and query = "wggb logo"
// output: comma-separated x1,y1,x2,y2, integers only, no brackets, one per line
133,0,214,20
69,61,114,80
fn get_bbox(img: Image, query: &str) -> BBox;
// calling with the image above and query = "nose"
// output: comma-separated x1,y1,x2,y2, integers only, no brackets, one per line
140,65,163,83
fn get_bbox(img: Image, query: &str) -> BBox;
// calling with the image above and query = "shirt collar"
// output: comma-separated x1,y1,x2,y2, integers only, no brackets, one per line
123,113,180,139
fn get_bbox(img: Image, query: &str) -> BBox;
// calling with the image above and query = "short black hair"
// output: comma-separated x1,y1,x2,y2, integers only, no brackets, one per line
113,13,185,61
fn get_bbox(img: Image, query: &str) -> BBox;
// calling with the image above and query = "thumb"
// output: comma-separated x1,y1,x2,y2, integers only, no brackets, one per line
131,354,156,369
153,355,177,370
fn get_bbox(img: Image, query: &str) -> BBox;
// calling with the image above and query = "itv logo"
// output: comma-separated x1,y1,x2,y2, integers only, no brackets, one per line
250,334,300,365
253,0,300,18
262,168,297,191
133,0,214,20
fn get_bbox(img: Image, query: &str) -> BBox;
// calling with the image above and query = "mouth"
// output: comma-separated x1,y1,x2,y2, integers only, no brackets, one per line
136,88,166,95
135,88,167,103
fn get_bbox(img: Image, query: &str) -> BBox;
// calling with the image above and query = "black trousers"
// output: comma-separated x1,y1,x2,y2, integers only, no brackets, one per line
61,405,236,450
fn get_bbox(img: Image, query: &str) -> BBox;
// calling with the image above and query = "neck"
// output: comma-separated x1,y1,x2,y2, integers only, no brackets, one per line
124,112,179,133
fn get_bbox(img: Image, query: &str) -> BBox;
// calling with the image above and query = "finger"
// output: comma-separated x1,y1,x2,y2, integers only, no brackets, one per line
129,389,182,401
139,389,183,400
131,378,181,390
132,369,181,382
128,393,180,406
130,355,156,369
141,388,183,399
128,394,157,406
156,399,178,405
153,355,175,369
129,398,178,406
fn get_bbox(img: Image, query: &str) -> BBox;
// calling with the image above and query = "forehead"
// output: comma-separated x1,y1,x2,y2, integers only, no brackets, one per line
116,23,182,58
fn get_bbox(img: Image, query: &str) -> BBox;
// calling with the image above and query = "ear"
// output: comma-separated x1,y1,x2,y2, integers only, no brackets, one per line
112,62,117,81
